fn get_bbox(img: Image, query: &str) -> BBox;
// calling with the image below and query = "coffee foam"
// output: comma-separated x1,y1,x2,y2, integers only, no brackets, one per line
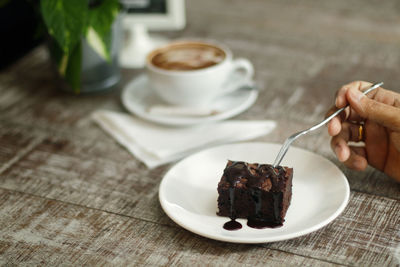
150,43,225,71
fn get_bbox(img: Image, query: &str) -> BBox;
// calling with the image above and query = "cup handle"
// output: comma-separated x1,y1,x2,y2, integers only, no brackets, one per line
218,58,254,96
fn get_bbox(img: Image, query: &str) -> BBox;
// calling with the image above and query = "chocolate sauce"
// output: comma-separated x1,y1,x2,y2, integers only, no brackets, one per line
250,188,262,215
246,192,283,229
247,218,282,229
272,192,281,220
223,220,242,230
228,187,236,219
222,161,284,231
223,162,248,231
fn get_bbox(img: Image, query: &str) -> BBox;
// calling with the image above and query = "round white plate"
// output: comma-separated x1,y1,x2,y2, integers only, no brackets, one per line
159,142,350,243
121,74,258,126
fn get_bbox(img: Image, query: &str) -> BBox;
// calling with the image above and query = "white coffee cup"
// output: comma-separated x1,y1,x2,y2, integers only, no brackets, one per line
146,40,254,107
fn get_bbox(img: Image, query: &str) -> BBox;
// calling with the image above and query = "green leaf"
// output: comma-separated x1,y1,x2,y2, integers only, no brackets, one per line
48,38,67,75
40,0,88,54
65,42,82,93
86,0,119,62
48,39,82,92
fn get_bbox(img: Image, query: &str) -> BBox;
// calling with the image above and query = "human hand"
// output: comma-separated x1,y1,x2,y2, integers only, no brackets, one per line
326,81,400,182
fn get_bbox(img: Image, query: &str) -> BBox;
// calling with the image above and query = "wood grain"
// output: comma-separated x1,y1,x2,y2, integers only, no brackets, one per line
0,189,343,266
1,0,400,265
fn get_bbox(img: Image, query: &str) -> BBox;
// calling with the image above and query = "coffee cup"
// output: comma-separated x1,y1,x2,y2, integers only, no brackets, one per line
146,40,254,107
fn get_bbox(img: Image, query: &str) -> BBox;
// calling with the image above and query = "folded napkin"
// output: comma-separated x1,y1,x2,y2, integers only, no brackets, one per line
92,110,276,168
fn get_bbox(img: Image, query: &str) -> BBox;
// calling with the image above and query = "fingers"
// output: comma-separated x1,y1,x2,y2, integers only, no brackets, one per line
330,122,368,170
362,120,388,170
335,81,372,122
327,81,373,134
325,104,360,136
330,121,361,146
332,137,350,162
330,122,363,159
325,101,354,136
326,106,345,136
332,143,368,170
335,81,373,108
327,116,342,136
345,147,368,171
346,87,400,132
371,86,400,106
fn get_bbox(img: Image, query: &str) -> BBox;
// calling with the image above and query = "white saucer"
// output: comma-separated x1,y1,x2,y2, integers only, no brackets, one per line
159,142,350,243
121,74,258,126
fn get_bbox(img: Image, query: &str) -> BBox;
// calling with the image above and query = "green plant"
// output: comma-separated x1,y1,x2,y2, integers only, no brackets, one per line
40,0,120,93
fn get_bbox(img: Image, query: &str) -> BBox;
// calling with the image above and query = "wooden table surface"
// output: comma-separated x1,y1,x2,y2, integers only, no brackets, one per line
1,0,399,266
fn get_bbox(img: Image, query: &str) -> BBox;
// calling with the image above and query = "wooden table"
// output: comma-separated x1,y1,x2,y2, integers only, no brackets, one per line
1,0,399,265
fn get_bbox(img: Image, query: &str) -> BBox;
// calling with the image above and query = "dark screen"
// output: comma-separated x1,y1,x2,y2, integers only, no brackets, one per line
124,0,167,14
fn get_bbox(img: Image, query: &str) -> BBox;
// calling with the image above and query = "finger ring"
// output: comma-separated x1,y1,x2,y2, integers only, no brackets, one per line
358,124,364,142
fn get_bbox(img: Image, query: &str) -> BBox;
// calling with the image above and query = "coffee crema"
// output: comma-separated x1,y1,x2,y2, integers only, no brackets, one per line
149,43,226,71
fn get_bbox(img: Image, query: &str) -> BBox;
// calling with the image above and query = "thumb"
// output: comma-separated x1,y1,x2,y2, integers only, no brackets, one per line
347,88,400,131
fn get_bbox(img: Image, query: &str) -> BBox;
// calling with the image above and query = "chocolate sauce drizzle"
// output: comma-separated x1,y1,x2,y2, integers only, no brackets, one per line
222,161,284,230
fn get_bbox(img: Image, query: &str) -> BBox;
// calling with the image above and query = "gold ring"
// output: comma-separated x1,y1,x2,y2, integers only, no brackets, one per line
358,124,364,142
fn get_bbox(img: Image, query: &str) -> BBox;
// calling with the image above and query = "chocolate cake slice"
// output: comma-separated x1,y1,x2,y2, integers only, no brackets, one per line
217,161,293,229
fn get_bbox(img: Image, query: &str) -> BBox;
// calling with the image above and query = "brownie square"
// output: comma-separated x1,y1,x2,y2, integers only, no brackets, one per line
217,161,293,228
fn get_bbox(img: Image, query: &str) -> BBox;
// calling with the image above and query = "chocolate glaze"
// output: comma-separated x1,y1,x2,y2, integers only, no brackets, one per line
222,161,284,230
246,192,283,229
247,217,282,228
223,161,284,190
223,220,242,230
229,187,240,218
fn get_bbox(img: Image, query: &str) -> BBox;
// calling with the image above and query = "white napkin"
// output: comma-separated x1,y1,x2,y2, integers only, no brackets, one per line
92,110,276,168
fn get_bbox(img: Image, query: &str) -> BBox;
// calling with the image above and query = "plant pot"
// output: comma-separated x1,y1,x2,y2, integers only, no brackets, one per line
49,16,122,94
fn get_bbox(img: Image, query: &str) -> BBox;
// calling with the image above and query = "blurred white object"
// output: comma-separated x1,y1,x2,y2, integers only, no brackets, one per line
119,24,167,68
121,74,258,126
148,105,221,117
92,110,276,168
119,0,186,68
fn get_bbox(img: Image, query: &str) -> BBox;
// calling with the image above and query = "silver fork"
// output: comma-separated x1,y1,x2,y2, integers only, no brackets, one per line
272,82,384,167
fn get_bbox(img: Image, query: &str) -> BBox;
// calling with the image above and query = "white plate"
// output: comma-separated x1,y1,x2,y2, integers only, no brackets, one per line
159,142,350,243
121,74,258,126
